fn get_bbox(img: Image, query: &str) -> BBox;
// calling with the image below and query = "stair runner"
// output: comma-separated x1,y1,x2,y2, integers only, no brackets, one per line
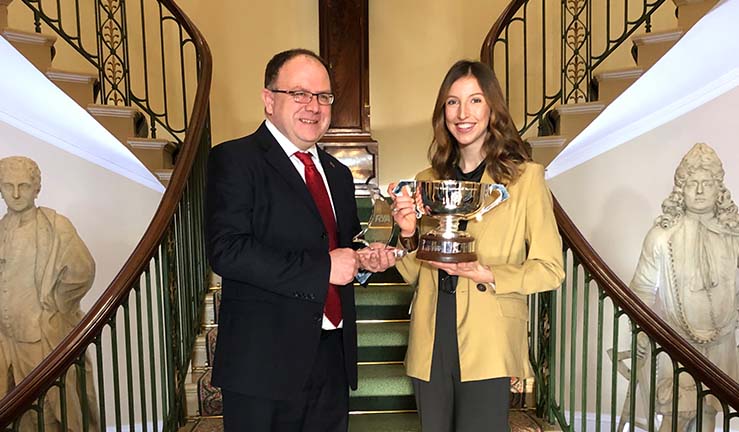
186,198,547,431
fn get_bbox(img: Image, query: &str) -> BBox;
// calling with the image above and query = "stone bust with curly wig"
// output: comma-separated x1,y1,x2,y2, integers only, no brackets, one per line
656,143,739,231
630,143,739,432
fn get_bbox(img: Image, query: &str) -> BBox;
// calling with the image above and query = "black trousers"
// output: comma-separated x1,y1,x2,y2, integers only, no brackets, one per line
222,329,348,432
412,289,510,432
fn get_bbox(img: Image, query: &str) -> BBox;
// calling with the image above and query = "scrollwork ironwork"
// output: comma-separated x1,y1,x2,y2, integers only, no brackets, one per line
563,2,588,104
99,0,127,105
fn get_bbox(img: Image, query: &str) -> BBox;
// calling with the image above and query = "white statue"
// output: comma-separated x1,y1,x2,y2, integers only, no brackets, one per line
0,156,98,431
630,143,739,432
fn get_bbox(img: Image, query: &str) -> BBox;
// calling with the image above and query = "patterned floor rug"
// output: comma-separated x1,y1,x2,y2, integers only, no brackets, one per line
183,410,554,432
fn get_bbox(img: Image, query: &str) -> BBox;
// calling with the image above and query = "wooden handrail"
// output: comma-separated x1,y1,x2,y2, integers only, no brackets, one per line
0,0,212,425
479,0,525,65
554,197,739,410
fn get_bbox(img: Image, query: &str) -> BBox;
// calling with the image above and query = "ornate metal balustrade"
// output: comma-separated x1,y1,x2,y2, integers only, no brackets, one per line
481,0,666,136
22,0,197,141
0,0,212,430
527,201,739,431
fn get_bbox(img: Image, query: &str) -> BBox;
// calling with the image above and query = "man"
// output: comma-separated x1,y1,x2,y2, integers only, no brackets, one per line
0,156,98,431
205,49,395,431
630,143,739,432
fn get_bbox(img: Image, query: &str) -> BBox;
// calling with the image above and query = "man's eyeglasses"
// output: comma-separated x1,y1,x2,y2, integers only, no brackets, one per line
269,89,335,106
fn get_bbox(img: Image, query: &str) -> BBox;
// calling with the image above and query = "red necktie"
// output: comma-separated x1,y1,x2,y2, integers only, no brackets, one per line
294,151,342,326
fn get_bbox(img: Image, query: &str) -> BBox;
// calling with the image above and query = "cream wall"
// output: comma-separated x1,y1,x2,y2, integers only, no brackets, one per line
178,0,319,144
184,0,509,184
369,0,508,185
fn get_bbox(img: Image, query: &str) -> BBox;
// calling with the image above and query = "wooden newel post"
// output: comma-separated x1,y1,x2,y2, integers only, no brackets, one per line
319,0,378,194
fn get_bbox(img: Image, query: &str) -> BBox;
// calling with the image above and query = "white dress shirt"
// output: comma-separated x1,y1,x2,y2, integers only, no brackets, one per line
265,120,342,330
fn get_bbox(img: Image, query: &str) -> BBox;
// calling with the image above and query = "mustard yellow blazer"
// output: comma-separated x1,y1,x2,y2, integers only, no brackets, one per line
396,162,565,382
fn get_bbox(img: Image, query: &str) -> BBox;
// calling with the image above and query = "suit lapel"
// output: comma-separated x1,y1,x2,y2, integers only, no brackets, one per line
257,123,322,221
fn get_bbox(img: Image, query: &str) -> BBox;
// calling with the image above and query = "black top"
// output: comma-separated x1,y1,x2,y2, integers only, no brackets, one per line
454,160,486,182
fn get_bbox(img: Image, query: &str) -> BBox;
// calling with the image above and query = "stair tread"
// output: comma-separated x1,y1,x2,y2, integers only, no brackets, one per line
46,68,97,82
348,413,419,431
154,169,173,180
632,28,684,45
1,28,56,45
594,66,644,80
352,363,412,398
554,101,606,114
87,103,140,116
128,137,176,150
355,284,414,305
357,322,408,347
527,135,568,147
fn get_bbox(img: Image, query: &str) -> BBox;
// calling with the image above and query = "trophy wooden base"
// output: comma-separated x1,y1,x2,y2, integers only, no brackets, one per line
416,233,477,263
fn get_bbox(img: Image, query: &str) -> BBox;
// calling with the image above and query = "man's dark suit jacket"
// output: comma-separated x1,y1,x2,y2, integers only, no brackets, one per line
205,122,360,400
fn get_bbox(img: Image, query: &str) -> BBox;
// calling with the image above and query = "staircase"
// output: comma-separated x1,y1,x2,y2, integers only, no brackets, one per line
0,0,178,185
181,198,553,431
0,0,212,429
3,0,735,430
524,0,719,166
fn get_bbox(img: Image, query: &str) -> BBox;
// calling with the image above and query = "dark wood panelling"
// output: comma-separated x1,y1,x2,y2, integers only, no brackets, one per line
319,0,378,190
320,0,370,134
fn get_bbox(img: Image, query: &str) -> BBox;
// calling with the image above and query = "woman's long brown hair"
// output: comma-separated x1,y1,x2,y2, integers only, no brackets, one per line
428,60,530,185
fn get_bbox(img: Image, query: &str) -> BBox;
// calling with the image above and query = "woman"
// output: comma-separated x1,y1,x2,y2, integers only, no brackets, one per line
388,60,565,431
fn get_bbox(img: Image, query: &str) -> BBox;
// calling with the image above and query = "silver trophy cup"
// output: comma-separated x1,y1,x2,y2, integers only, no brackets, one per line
394,180,509,262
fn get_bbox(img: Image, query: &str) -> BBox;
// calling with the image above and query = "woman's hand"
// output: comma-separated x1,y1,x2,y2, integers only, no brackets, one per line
387,182,420,237
425,260,495,285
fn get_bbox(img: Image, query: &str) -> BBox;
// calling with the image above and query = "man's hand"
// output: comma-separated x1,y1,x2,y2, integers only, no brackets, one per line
357,243,397,273
329,248,359,285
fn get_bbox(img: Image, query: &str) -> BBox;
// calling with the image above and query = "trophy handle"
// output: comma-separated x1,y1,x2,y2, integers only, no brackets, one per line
392,180,423,219
471,183,509,221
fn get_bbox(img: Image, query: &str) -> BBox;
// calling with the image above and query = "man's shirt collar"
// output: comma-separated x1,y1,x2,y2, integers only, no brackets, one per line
265,119,319,160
